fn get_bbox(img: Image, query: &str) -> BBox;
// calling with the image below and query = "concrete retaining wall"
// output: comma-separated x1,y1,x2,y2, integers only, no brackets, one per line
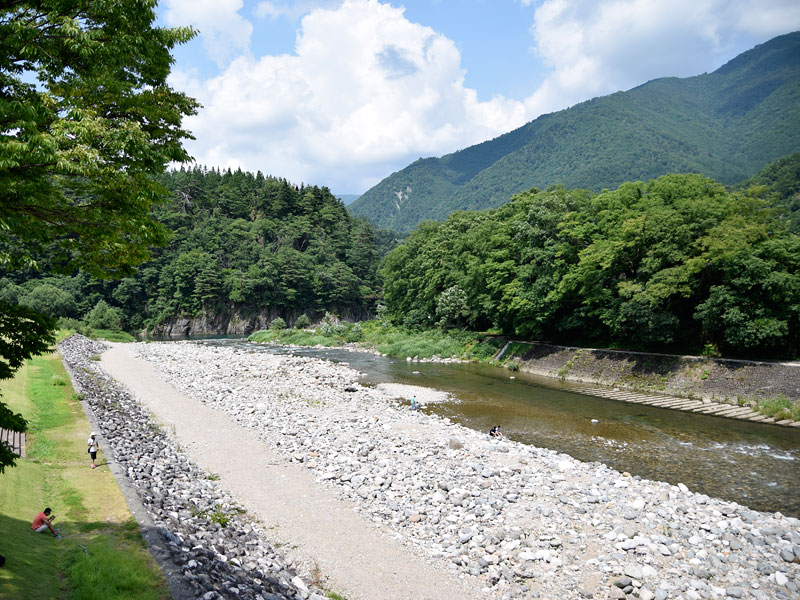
504,342,800,404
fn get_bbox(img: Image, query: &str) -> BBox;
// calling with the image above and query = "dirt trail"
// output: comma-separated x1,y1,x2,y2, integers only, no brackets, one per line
100,343,486,600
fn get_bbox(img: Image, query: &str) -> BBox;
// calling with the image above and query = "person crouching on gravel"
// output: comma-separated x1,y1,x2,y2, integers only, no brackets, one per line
87,431,99,469
32,508,59,537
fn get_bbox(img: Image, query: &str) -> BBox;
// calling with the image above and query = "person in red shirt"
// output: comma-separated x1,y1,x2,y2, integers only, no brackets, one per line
31,508,59,537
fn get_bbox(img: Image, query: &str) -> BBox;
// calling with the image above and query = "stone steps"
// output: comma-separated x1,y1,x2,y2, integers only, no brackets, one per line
565,388,799,428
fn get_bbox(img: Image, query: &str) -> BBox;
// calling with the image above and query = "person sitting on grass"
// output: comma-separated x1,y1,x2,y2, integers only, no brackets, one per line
31,508,59,538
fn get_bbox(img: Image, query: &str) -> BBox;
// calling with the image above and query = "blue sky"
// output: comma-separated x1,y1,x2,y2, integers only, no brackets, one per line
158,0,800,194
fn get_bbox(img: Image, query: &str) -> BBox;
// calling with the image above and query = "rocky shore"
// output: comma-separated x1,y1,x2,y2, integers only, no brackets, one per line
63,335,800,599
131,340,800,599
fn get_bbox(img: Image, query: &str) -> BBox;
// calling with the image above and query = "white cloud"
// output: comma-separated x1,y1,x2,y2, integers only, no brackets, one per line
254,1,339,20
170,0,800,193
178,0,528,192
163,0,254,67
524,0,800,116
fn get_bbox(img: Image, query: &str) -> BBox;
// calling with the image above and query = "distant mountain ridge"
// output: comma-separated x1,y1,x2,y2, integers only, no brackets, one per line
350,31,800,233
336,193,361,205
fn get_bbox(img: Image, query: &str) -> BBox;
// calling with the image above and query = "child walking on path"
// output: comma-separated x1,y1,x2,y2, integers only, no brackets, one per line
87,431,99,469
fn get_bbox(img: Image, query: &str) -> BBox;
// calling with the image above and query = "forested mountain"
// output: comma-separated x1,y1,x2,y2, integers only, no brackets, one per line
380,173,800,358
736,151,800,232
0,168,385,333
351,32,800,233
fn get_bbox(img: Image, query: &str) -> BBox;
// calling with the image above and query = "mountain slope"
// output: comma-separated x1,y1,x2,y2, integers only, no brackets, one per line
736,151,800,232
350,32,800,233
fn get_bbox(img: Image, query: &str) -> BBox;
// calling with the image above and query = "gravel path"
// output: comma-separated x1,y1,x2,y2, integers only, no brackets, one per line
100,342,485,600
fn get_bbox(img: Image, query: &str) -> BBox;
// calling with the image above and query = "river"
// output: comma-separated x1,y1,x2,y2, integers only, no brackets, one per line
190,338,800,517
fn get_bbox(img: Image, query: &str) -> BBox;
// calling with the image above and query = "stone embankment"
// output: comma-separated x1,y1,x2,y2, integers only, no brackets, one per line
59,335,324,600
501,342,800,416
116,339,799,600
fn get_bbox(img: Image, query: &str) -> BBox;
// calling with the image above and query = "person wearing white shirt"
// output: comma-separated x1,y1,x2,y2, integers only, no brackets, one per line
87,431,99,469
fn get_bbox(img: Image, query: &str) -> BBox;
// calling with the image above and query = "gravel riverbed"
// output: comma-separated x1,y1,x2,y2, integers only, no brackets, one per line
64,335,800,599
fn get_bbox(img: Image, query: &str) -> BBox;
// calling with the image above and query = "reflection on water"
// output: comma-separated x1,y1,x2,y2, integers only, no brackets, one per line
200,339,800,516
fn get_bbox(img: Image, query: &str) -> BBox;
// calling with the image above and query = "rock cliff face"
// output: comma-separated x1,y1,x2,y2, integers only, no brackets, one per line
148,307,372,337
147,310,257,336
504,342,800,404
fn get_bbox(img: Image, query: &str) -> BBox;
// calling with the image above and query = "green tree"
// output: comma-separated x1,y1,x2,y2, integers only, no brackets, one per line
0,278,21,305
19,283,77,317
436,285,469,328
381,174,800,356
85,300,123,331
0,0,198,471
1,0,198,276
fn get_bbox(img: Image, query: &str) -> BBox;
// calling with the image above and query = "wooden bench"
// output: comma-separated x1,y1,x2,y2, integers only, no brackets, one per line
0,427,26,458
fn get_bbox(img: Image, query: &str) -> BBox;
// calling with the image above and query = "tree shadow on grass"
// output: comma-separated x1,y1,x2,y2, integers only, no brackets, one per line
0,512,66,600
0,512,156,600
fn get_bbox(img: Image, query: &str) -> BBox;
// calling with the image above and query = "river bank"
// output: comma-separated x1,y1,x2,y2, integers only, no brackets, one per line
73,336,800,600
501,342,800,411
247,325,800,424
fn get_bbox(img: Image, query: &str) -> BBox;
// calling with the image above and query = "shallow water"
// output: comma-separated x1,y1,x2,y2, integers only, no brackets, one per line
198,339,800,516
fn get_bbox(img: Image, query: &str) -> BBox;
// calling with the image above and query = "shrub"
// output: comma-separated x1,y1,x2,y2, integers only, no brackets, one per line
294,314,311,329
269,317,287,330
375,303,389,325
86,300,123,330
59,317,83,331
248,329,276,343
344,322,364,342
757,395,800,421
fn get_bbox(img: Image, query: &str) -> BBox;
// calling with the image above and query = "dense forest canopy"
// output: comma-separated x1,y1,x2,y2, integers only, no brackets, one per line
351,32,800,233
735,151,800,233
4,158,799,361
0,168,388,332
381,173,800,358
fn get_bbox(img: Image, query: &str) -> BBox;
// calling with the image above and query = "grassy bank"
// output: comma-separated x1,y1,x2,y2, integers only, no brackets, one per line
0,349,168,600
249,320,509,363
752,395,800,422
58,325,136,343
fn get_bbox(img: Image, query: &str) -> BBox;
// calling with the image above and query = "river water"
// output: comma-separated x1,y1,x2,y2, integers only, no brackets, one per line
192,339,800,517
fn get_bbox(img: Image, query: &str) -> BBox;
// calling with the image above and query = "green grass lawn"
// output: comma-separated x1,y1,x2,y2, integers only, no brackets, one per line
57,327,136,343
0,351,169,600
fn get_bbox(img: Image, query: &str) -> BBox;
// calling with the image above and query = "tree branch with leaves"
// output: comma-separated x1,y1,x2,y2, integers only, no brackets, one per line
0,0,199,471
